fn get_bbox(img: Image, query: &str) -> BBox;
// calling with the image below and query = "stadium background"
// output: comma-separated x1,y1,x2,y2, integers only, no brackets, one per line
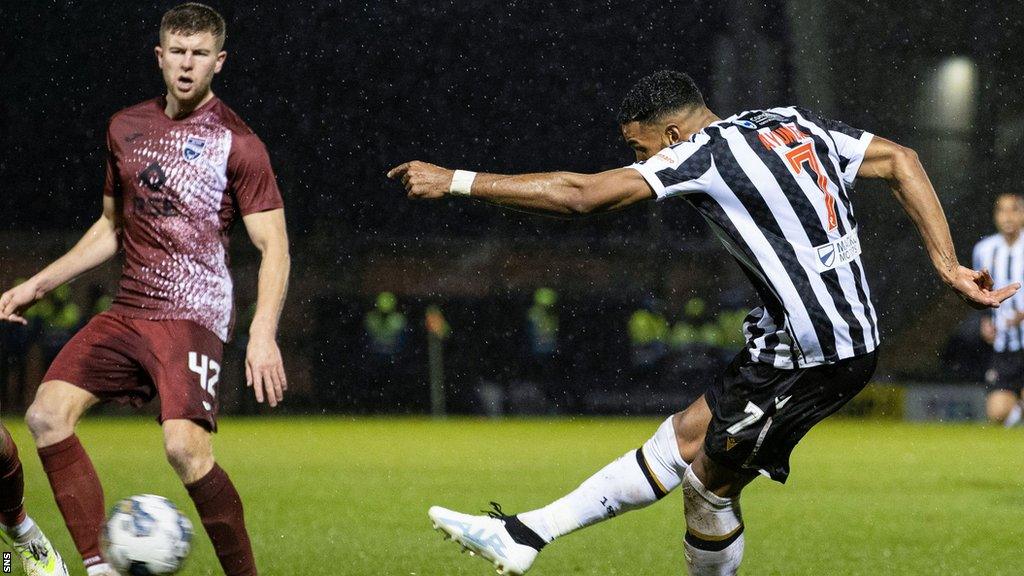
4,0,1023,417
4,2,1024,575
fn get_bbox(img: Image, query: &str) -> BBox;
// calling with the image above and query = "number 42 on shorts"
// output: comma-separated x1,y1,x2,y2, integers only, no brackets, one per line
188,352,220,411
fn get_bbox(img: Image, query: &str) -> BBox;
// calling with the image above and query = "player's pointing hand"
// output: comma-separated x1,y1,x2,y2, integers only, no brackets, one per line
947,265,1020,309
387,161,454,200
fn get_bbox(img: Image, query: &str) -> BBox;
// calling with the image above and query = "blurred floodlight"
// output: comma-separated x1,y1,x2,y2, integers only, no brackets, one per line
923,56,977,132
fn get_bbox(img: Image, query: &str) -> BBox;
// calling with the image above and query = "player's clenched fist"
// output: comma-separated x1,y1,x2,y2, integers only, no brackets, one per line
0,280,44,325
387,161,454,199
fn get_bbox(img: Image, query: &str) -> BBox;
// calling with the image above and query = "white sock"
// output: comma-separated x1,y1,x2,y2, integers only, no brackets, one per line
1005,403,1022,428
87,564,114,576
1,515,34,542
682,467,745,576
519,416,689,543
641,415,691,490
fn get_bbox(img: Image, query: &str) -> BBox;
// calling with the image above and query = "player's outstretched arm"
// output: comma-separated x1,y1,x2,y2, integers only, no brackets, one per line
857,136,1019,309
387,161,654,217
241,208,290,408
0,195,121,324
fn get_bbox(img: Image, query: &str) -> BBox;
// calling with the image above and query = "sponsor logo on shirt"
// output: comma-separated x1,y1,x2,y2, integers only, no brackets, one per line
651,148,678,166
139,162,167,192
814,228,861,273
739,110,788,128
183,135,207,162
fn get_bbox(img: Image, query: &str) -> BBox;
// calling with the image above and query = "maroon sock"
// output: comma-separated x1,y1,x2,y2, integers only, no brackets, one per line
0,426,26,528
186,464,257,576
37,435,105,568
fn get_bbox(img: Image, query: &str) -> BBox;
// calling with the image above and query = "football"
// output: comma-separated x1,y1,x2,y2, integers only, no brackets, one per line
102,495,193,575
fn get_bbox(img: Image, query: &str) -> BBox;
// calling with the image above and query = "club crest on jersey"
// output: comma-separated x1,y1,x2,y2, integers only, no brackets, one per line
183,135,207,162
817,245,836,268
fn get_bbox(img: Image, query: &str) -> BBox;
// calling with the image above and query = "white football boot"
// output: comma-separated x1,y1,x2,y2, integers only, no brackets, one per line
428,503,543,575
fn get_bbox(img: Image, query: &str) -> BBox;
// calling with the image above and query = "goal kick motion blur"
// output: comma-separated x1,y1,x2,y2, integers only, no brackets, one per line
389,71,1018,575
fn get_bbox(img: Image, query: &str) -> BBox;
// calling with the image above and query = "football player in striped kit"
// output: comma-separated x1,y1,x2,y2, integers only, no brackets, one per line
390,70,1018,575
973,193,1024,425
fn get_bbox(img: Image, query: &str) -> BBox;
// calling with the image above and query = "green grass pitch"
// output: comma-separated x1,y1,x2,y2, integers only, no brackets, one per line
6,416,1023,575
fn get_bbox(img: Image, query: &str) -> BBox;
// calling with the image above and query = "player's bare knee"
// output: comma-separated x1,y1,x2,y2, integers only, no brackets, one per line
163,424,214,482
164,439,213,481
26,380,93,444
26,397,74,443
691,452,752,499
673,398,711,463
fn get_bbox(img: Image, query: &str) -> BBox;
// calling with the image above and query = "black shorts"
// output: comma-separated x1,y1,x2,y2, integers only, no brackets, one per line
985,352,1024,394
704,350,878,483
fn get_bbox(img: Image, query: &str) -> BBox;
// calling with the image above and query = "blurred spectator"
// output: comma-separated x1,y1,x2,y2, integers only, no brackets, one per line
425,304,450,341
425,304,450,415
628,299,669,370
669,297,724,349
27,284,81,367
86,283,112,317
526,288,559,357
524,287,564,406
716,308,749,350
361,292,412,411
364,292,408,356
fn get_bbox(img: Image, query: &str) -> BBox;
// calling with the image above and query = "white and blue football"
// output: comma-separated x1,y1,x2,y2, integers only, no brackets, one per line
103,494,193,575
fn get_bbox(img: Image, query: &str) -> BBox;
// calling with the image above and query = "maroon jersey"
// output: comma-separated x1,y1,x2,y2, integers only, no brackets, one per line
103,96,283,341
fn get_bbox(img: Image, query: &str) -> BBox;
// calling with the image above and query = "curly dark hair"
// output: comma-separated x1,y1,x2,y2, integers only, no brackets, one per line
618,70,704,124
160,3,226,48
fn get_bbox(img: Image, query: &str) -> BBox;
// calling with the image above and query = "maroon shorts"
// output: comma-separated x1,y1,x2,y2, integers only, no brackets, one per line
44,312,223,431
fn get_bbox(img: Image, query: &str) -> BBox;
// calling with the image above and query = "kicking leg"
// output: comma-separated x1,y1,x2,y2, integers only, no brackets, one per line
518,397,709,542
427,396,711,574
26,381,106,574
164,419,256,576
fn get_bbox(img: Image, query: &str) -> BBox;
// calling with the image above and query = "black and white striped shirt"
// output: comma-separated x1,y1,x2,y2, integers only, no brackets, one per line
972,234,1024,352
631,107,880,368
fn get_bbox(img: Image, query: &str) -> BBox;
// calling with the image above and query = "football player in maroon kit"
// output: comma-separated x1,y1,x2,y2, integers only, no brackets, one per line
0,4,289,575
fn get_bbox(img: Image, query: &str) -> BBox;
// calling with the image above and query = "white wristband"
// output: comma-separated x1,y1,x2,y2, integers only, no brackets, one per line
449,170,476,196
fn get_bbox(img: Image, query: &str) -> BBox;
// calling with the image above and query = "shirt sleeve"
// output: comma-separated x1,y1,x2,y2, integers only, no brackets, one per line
102,123,121,198
227,132,284,215
805,111,873,189
627,142,712,200
972,240,987,272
